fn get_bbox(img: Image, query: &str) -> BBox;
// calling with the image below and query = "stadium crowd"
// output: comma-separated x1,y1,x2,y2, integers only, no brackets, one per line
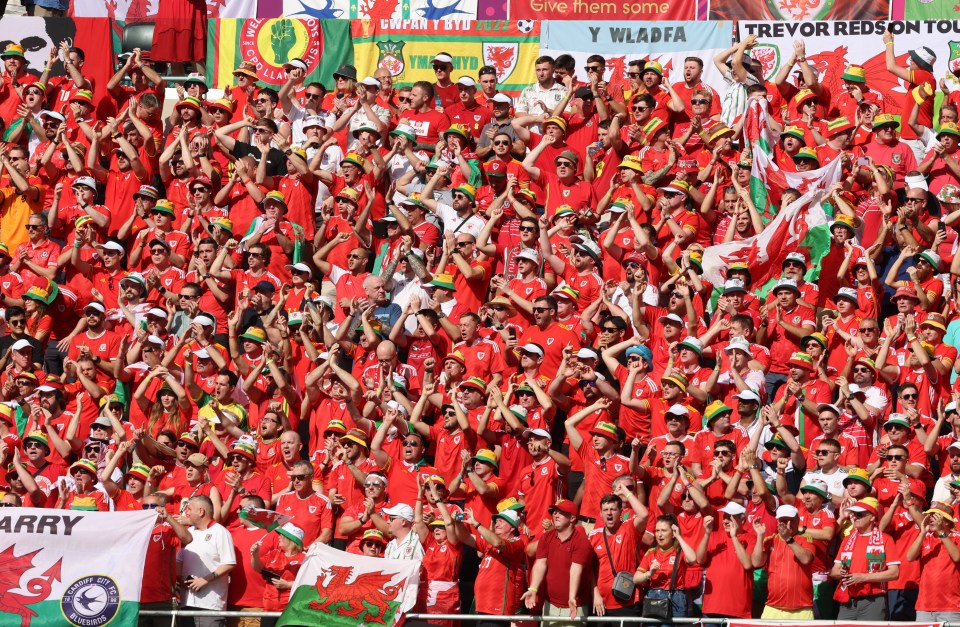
4,27,960,627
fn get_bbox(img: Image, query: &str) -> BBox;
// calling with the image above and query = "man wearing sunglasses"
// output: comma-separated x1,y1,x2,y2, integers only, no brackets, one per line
0,306,41,365
867,416,928,481
11,213,58,293
275,459,333,547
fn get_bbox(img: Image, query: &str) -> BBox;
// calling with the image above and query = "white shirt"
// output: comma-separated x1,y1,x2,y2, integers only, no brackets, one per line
434,202,485,238
178,522,236,610
385,529,425,561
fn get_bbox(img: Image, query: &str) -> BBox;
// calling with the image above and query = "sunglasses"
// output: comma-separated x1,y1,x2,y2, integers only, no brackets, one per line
584,65,603,73
364,481,385,487
859,327,877,333
25,224,44,231
397,97,411,103
691,99,710,105
142,503,159,510
886,454,906,461
713,450,732,457
633,106,650,111
601,326,619,332
493,140,510,146
814,449,835,456
402,440,421,447
304,93,322,99
901,393,918,400
518,225,537,232
627,72,641,78
852,366,872,373
533,307,551,313
7,318,25,326
850,511,869,519
246,252,263,258
555,161,574,168
150,248,168,254
24,441,44,449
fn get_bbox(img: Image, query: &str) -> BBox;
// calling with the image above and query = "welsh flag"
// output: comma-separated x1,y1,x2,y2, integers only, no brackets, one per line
0,510,155,627
238,506,292,531
701,155,843,293
278,543,420,627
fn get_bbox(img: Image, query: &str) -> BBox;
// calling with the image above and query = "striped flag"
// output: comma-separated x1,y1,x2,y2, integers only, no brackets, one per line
238,506,292,531
701,155,843,292
205,18,353,89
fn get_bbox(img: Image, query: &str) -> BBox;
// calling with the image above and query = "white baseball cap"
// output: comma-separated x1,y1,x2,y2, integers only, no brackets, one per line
775,504,799,519
382,503,415,522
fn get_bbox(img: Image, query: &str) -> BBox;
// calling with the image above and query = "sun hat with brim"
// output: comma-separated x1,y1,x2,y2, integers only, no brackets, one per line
485,295,517,314
872,113,899,129
826,117,854,138
543,116,567,133
723,279,748,295
70,90,94,105
390,123,417,142
262,190,287,208
428,274,456,291
230,442,257,462
660,371,688,392
677,337,703,356
843,467,872,488
786,352,814,372
340,152,366,170
802,332,828,351
149,199,175,217
361,529,387,544
799,481,829,500
764,435,790,451
588,421,619,441
704,401,733,426
642,117,668,139
834,287,859,305
176,96,203,112
618,157,644,173
920,313,947,333
233,61,258,78
277,522,305,547
240,327,267,344
772,277,801,294
938,183,960,205
780,126,806,142
708,125,734,144
553,285,580,302
124,463,152,482
69,496,100,511
910,46,937,72
0,243,11,259
177,432,200,448
471,449,499,470
1,43,25,58
816,403,842,417
659,180,692,197
841,65,866,83
333,64,358,81
884,416,911,431
492,509,521,530
782,251,807,269
339,428,369,449
938,122,960,139
792,89,817,107
848,497,880,518
923,502,956,523
23,430,49,448
915,249,941,270
444,123,471,141
442,351,467,369
792,147,820,164
206,98,235,115
460,377,487,394
70,459,98,476
452,184,477,201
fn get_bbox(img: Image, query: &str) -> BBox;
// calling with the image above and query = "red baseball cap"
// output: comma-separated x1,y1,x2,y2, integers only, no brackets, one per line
549,499,579,518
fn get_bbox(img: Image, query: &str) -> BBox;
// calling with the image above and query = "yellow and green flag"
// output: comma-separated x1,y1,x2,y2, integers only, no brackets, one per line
206,18,353,89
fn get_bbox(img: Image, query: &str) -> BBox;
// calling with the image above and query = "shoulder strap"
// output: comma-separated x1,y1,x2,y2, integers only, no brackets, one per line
601,530,618,575
667,544,681,593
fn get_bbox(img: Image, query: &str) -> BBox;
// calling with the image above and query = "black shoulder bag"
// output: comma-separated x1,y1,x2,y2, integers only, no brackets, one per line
602,530,638,603
641,548,680,622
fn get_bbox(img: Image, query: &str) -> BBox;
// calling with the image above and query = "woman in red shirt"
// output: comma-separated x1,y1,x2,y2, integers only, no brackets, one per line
415,483,462,625
634,513,698,617
252,523,305,612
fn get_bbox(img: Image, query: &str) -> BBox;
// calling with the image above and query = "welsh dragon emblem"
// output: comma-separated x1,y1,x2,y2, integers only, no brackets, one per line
307,565,407,625
0,545,63,627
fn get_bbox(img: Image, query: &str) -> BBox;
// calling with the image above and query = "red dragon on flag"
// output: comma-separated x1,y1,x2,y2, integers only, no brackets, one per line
0,545,63,627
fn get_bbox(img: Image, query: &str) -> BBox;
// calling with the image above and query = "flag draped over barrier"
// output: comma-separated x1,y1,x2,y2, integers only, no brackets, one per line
0,510,155,627
278,542,420,627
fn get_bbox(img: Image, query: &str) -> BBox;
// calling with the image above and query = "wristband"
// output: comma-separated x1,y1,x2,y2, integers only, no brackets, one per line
885,42,894,46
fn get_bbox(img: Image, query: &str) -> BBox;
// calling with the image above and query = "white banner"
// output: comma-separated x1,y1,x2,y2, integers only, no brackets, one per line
0,510,155,627
740,20,960,111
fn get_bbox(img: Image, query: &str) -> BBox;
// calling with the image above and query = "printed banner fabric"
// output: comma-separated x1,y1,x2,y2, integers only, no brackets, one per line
277,542,420,627
707,0,889,21
350,19,540,96
540,21,731,103
727,622,940,627
740,20,960,116
282,0,480,20
71,0,258,20
206,18,354,89
510,0,695,21
904,0,960,20
0,510,156,627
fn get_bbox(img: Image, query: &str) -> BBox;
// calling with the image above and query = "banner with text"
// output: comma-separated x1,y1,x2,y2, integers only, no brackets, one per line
540,21,732,99
281,0,479,20
350,19,539,96
708,0,889,21
740,20,960,115
72,0,258,20
511,0,695,22
0,510,155,627
206,18,353,89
